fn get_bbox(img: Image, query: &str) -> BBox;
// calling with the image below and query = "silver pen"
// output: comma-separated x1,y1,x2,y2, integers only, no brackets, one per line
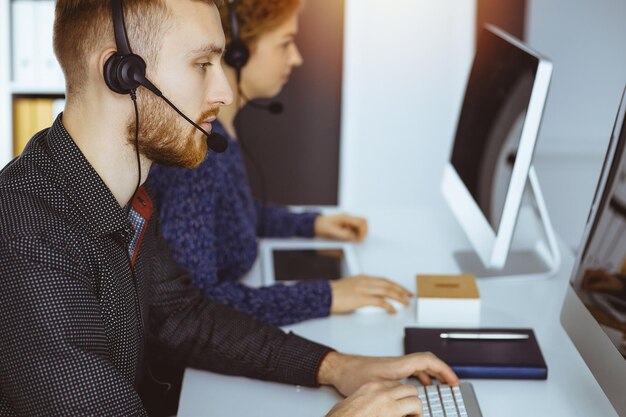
440,332,530,340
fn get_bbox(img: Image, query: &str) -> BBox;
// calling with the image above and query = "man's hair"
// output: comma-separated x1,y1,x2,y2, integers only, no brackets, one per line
53,0,220,99
219,0,301,47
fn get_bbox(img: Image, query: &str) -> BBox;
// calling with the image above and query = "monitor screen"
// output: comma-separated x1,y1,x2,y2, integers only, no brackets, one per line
571,118,626,359
442,25,552,271
561,88,626,415
451,26,540,232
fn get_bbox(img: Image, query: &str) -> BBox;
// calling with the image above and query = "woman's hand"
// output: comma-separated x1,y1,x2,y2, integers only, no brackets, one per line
330,275,413,314
315,214,368,242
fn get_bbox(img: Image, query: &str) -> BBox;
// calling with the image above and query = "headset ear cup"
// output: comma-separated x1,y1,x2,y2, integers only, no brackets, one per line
104,53,127,94
104,53,147,95
224,40,250,70
119,54,146,92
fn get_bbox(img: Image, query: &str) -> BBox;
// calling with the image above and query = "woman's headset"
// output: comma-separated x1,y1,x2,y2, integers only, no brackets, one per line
224,0,250,83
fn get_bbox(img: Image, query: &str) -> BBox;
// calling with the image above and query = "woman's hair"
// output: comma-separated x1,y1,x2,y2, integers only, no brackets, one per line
219,0,301,47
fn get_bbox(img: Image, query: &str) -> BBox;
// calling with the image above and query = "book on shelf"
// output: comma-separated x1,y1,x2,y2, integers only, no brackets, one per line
13,98,65,157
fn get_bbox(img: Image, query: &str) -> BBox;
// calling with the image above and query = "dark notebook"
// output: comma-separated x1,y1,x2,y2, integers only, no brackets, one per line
404,328,548,379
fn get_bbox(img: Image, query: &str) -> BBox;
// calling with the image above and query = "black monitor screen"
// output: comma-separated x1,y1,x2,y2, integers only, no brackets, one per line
571,98,626,359
451,26,539,232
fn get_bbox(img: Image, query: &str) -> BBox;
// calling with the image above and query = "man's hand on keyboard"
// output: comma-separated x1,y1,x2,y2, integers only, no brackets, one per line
325,381,423,417
318,351,459,397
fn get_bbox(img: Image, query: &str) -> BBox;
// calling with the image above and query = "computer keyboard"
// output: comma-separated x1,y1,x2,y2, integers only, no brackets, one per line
417,384,470,417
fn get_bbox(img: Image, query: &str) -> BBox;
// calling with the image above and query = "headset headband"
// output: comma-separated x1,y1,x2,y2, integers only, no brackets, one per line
228,0,241,44
112,0,132,56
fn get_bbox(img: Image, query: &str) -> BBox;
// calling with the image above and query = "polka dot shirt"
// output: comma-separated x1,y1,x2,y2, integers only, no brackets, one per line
0,115,332,415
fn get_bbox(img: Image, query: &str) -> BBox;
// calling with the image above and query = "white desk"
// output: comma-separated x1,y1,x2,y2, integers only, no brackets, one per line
177,207,619,417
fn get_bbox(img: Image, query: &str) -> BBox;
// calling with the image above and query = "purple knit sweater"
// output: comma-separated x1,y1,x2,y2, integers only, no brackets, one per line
146,120,332,326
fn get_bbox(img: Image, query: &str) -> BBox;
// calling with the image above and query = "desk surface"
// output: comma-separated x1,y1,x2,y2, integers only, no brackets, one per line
177,207,619,417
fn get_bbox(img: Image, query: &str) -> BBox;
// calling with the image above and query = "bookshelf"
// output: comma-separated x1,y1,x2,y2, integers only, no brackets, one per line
1,0,65,168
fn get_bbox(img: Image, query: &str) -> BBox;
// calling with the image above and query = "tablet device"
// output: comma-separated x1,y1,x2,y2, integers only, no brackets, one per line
273,249,345,281
261,240,360,285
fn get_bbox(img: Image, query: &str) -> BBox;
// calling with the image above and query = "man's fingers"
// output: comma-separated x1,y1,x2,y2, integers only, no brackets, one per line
389,383,419,400
415,353,459,386
359,380,401,394
395,396,423,417
379,384,423,416
376,380,402,390
415,372,432,386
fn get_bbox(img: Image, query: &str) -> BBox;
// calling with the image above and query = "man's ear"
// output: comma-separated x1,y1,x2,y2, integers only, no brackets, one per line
98,48,118,80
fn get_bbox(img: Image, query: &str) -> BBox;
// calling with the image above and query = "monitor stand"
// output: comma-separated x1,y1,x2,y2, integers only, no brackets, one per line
453,165,561,279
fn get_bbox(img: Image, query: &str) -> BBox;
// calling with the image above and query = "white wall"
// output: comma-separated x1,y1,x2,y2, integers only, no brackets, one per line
527,0,626,155
526,0,626,248
340,0,476,210
0,0,11,166
339,0,626,250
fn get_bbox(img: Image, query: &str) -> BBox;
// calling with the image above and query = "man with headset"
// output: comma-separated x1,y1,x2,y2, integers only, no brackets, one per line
0,0,458,415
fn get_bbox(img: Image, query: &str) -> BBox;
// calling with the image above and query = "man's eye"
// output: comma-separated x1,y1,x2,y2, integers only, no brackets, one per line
197,62,212,70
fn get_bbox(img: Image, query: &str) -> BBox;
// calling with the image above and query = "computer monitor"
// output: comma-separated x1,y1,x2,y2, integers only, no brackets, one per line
441,25,553,270
561,87,626,415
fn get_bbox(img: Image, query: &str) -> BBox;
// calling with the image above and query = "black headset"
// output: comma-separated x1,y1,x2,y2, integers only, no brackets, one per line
104,0,228,152
104,0,148,95
223,0,283,115
224,0,250,84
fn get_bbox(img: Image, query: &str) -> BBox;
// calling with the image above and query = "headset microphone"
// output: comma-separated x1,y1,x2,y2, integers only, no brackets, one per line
133,73,228,153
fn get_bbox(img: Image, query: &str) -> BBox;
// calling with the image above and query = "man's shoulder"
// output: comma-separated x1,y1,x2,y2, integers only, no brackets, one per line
0,149,82,247
0,131,59,191
0,186,93,281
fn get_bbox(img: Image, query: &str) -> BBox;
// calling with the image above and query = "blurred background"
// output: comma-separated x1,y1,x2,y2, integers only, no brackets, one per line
2,0,626,249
